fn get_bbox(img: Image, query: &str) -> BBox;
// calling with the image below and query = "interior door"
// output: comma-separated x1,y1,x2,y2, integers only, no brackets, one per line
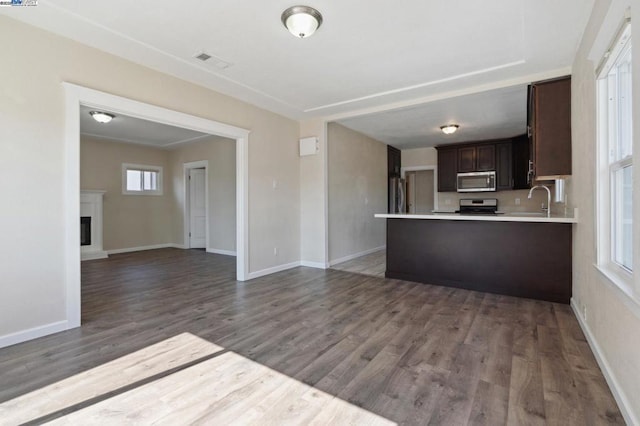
189,168,206,249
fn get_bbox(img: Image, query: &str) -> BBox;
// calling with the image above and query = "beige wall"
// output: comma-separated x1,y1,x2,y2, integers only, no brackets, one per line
170,136,236,252
328,123,386,262
80,135,237,252
0,16,299,339
402,147,438,168
80,136,174,251
299,119,328,266
569,0,640,422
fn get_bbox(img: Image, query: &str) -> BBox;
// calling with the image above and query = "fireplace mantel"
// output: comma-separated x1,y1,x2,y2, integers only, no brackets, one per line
81,190,108,261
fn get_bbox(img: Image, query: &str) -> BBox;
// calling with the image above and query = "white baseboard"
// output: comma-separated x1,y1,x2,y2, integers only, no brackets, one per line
107,243,184,255
570,298,638,426
206,248,237,257
81,250,108,261
0,320,69,349
329,245,386,267
300,260,328,269
247,261,301,280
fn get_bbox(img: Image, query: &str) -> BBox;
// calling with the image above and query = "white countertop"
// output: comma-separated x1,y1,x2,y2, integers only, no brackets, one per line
374,212,577,224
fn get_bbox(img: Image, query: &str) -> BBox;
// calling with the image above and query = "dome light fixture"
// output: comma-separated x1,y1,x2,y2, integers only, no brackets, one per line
89,111,115,124
440,124,459,135
281,5,323,38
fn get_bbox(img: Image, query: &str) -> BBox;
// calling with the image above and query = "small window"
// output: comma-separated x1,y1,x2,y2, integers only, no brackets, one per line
596,20,633,290
122,163,163,195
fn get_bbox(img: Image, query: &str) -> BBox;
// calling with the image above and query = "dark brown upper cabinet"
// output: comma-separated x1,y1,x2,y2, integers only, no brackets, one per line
457,144,495,172
457,146,476,172
496,142,513,190
512,134,531,189
528,76,572,179
387,145,401,178
438,138,520,192
477,145,496,171
436,147,458,192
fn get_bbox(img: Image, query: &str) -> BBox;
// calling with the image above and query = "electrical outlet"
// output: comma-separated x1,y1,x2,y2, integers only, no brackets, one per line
364,197,369,205
583,304,587,321
272,179,278,189
445,199,451,205
515,198,521,205
273,247,278,256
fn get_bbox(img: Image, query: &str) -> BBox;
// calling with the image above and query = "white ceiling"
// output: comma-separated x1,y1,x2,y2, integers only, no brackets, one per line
337,84,528,149
3,0,594,123
80,105,211,148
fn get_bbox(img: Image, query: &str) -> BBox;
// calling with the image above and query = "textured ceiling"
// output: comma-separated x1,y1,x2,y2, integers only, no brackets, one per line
2,0,594,121
337,84,528,149
80,105,211,148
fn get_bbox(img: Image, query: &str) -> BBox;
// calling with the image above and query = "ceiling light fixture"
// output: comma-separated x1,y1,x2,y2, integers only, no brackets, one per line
440,124,459,135
89,111,115,124
281,5,323,39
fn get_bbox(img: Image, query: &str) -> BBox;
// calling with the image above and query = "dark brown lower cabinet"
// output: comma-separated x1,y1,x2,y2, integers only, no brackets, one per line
385,219,572,303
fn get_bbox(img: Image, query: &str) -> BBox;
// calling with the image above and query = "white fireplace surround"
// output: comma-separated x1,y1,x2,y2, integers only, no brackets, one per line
80,190,108,261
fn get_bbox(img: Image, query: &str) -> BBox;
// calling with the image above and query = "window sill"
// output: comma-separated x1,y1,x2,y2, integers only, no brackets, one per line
122,191,163,196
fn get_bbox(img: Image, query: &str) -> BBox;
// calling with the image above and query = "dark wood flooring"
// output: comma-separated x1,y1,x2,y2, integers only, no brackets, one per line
0,249,624,424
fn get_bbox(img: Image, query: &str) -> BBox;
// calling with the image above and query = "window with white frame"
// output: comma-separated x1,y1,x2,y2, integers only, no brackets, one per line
122,163,163,195
597,20,633,288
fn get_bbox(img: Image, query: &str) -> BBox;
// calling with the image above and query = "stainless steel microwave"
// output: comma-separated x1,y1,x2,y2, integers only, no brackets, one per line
457,171,496,192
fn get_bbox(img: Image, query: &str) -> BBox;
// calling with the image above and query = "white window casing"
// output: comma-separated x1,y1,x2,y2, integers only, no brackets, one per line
122,163,163,196
596,19,634,297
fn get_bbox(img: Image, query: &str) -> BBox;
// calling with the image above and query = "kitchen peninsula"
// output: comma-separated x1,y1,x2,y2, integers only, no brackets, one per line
374,213,577,303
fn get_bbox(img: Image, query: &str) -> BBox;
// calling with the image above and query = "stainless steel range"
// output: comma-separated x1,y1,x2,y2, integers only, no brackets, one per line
457,198,499,215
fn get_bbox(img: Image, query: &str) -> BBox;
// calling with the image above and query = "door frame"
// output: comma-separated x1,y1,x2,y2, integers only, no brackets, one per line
184,161,209,250
401,166,438,211
63,83,250,329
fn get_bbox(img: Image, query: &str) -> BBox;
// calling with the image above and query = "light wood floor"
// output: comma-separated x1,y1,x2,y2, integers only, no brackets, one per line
331,249,386,278
0,249,624,425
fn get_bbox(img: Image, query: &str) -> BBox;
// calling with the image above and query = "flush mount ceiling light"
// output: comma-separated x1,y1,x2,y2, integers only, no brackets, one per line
89,111,115,124
281,5,323,38
440,124,459,135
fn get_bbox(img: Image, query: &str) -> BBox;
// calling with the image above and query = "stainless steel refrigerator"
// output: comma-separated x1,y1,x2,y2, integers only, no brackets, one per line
388,177,406,213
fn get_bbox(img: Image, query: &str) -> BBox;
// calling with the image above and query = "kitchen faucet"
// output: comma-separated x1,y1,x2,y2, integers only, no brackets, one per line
528,185,551,217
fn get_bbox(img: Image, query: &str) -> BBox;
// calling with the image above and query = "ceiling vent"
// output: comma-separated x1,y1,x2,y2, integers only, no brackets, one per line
195,52,212,61
194,52,233,70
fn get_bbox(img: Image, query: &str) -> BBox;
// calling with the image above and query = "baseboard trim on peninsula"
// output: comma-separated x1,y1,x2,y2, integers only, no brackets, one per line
206,248,237,257
571,298,638,426
247,261,301,280
0,320,69,349
329,245,385,267
106,244,185,255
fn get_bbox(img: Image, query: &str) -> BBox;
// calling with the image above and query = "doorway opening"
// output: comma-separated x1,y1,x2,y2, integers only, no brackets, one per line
401,166,438,214
64,83,249,330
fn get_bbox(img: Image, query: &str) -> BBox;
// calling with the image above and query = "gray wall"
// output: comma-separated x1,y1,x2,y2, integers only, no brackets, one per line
328,123,387,263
